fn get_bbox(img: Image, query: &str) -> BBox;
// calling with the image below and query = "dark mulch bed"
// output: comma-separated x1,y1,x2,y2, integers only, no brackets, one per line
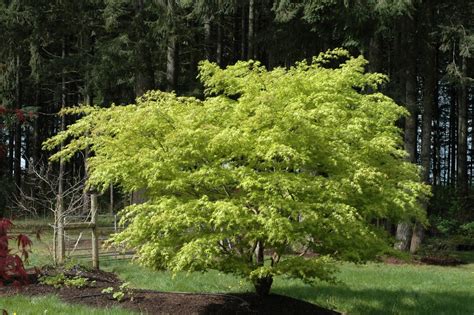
381,256,424,265
0,267,340,315
419,255,465,266
382,255,466,266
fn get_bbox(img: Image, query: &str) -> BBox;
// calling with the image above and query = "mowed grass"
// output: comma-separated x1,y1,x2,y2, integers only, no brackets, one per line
101,259,474,315
2,223,474,315
0,295,133,315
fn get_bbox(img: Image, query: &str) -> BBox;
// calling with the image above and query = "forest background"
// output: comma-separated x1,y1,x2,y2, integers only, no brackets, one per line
0,0,473,253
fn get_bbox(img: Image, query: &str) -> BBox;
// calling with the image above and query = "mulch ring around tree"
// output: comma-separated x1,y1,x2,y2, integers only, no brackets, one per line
0,267,341,315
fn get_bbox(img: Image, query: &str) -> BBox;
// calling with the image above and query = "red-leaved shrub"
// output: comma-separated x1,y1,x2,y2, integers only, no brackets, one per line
0,218,33,285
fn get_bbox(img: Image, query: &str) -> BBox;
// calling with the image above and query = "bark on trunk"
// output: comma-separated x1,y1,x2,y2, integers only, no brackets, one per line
253,240,272,296
395,16,417,251
368,33,382,73
410,30,437,253
204,17,212,60
449,87,457,186
395,223,412,251
8,126,14,178
241,1,247,60
410,223,424,254
456,56,468,199
14,54,21,192
420,46,436,184
166,34,178,92
56,39,67,265
247,0,255,60
91,193,99,269
216,17,223,66
134,0,155,96
254,276,273,296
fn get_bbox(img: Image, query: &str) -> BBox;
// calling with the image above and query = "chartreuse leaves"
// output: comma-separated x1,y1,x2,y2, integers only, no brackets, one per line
44,50,430,292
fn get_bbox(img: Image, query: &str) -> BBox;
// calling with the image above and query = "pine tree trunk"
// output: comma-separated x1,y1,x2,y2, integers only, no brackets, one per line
8,126,14,178
449,87,457,186
241,1,247,60
247,0,254,60
457,56,468,201
216,17,223,66
166,34,178,92
14,54,21,192
134,0,155,96
204,17,212,60
368,33,382,73
432,64,440,185
395,16,417,251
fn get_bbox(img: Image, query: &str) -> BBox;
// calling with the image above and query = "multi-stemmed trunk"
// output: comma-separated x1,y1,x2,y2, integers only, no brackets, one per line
252,240,272,296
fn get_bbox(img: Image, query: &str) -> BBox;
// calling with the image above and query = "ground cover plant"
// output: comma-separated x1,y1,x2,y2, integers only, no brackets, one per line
45,49,430,295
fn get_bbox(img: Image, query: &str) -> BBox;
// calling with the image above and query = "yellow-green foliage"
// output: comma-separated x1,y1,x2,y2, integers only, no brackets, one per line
44,49,429,288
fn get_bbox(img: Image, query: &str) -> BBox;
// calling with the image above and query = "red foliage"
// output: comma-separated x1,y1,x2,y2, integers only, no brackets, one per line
0,106,36,125
14,109,25,123
0,218,33,286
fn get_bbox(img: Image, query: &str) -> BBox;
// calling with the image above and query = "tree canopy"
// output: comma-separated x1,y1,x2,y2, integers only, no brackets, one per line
44,50,429,294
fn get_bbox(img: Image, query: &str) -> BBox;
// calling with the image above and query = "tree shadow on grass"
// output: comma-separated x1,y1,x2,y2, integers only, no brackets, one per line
274,284,474,315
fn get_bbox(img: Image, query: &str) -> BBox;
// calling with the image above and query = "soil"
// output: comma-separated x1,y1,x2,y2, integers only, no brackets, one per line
0,267,340,315
381,256,424,265
382,255,466,266
419,255,465,266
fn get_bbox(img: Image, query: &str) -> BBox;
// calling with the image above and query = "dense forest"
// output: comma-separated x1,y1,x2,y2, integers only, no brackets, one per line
0,0,473,253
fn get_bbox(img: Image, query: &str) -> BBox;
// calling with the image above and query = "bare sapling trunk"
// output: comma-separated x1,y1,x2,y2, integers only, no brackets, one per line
56,38,67,264
91,193,99,269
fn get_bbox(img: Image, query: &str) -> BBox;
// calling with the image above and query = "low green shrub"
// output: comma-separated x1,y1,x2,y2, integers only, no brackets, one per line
39,273,93,289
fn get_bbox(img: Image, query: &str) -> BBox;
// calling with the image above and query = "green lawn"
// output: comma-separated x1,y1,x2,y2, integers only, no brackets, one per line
0,295,132,315
100,259,474,315
3,226,474,314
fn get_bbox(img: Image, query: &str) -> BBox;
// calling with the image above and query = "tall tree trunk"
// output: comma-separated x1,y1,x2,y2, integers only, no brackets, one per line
432,72,441,186
449,87,457,186
457,56,468,202
411,36,437,253
241,1,247,60
395,16,417,251
8,126,14,178
232,7,240,63
204,17,212,60
166,34,178,91
368,33,383,73
14,54,21,192
216,17,223,66
134,0,155,96
247,0,255,60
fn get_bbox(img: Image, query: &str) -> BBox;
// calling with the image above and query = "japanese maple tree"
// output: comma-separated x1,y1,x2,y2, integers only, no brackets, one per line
0,218,32,285
44,49,430,295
